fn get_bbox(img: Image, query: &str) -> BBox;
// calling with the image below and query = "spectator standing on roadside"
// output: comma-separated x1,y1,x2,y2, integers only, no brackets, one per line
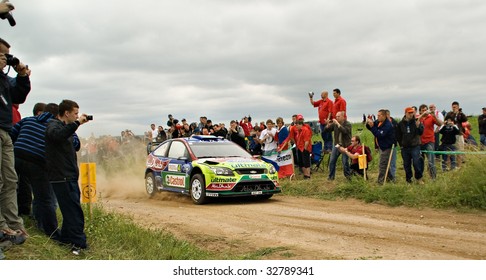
14,102,45,217
396,107,424,184
309,90,333,153
227,120,246,149
0,37,31,245
11,103,60,239
332,88,347,120
445,101,467,167
366,109,396,184
325,111,352,181
418,104,441,180
479,107,486,150
429,104,444,156
295,119,313,179
45,99,91,255
439,116,460,171
259,119,278,156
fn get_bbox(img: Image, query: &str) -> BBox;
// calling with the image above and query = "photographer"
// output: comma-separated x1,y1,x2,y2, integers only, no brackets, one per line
0,37,30,246
45,99,91,255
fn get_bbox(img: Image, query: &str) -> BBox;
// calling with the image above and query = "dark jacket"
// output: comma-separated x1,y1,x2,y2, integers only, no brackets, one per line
10,112,55,167
325,120,352,147
445,111,468,134
396,116,424,148
0,74,31,131
479,114,486,135
227,126,246,149
45,118,81,181
366,118,395,150
439,124,460,145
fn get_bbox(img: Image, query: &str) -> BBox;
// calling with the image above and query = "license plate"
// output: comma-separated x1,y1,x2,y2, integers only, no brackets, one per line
251,191,263,195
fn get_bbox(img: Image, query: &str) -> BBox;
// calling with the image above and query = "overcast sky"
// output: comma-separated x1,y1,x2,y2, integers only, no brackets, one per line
3,0,485,138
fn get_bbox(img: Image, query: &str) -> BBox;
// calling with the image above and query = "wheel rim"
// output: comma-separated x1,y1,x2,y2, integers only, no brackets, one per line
146,175,154,194
191,179,202,200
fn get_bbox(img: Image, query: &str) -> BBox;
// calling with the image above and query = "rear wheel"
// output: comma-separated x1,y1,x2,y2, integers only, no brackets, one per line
145,173,156,197
190,173,207,204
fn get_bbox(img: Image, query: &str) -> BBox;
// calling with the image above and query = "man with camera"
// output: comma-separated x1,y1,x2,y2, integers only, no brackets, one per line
0,37,31,248
309,91,333,153
445,101,468,167
45,99,91,255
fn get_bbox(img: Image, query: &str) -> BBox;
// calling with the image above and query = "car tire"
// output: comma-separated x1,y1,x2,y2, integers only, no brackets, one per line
145,172,157,197
190,173,207,204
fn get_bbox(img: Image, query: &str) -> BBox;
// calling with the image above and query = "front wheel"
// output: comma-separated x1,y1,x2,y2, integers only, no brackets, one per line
145,172,157,197
190,173,208,204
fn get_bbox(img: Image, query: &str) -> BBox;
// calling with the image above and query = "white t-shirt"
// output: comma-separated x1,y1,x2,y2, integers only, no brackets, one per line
151,129,158,141
259,127,278,152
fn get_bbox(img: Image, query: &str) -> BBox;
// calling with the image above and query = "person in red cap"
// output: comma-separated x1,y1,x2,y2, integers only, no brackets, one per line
294,118,313,179
396,107,424,184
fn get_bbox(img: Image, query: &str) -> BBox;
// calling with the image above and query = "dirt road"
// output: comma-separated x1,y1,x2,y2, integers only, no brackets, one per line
99,175,486,260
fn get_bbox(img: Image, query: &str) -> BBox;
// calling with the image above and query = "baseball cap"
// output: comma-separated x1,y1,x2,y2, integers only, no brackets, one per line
296,114,304,120
404,107,414,113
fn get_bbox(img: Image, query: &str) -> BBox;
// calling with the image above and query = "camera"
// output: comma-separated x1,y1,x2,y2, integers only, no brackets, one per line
0,7,15,26
86,115,93,121
308,91,314,98
5,53,19,66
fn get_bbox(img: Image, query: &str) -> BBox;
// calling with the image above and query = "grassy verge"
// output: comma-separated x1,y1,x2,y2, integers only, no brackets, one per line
282,153,486,211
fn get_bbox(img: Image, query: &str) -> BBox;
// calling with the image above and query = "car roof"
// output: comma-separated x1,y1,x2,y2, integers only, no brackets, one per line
184,135,229,143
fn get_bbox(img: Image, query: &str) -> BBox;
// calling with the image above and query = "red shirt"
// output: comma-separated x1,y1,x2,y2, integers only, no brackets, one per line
333,96,347,119
296,124,312,152
313,98,333,124
420,114,438,144
239,121,253,137
346,144,363,165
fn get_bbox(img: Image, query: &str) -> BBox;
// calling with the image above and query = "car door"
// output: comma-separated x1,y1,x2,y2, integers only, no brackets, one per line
161,140,190,193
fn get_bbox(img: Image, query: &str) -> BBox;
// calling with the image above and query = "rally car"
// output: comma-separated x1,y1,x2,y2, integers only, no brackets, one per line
144,135,281,204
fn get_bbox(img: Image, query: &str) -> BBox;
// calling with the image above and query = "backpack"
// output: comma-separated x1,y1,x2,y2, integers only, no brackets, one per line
364,145,372,162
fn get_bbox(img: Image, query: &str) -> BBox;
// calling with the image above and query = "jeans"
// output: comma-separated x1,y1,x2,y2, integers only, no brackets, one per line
52,181,87,248
480,134,486,150
440,144,456,171
401,146,423,182
15,158,59,237
319,124,333,151
328,146,350,180
421,142,436,179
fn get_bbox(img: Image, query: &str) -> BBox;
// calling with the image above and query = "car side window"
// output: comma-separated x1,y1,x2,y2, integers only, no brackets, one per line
153,142,169,157
168,141,188,159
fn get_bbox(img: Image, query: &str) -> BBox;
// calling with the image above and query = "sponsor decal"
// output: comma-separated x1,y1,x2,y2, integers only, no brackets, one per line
165,175,185,187
168,164,179,172
207,183,235,190
146,156,170,171
230,162,267,169
211,177,237,183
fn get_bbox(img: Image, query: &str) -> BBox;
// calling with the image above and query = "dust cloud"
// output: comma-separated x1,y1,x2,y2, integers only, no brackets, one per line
81,137,190,204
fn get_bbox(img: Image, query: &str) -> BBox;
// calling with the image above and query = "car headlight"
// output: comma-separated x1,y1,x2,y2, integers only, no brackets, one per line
209,167,234,176
268,165,277,174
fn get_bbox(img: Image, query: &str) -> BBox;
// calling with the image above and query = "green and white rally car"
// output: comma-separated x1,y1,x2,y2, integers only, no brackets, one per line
145,135,281,204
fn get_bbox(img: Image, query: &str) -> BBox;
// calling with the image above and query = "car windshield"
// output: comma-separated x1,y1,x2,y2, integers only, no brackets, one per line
190,141,251,158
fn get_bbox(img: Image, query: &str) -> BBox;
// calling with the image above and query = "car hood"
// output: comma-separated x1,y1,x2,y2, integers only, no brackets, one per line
196,157,269,169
